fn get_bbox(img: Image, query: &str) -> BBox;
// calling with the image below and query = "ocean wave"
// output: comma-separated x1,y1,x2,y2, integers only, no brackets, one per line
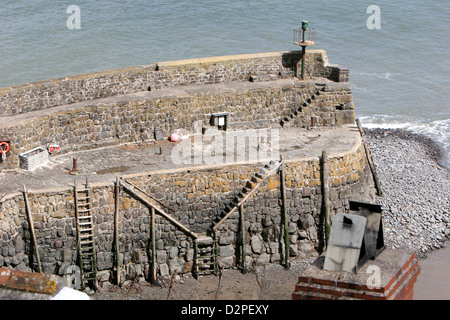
358,115,450,167
353,71,394,80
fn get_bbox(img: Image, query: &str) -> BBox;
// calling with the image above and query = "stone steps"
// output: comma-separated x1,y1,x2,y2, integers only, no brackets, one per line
280,90,324,128
217,160,281,221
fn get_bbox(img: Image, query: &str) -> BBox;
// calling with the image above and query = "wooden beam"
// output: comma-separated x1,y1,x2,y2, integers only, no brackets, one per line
151,206,156,283
124,179,177,212
114,176,121,286
356,118,382,196
321,151,331,246
120,180,198,239
280,161,290,269
356,118,365,140
22,185,42,273
364,142,383,196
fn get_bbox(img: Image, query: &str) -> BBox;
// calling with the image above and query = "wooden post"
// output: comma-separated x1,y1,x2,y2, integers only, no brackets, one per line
356,118,382,196
356,118,365,139
22,185,42,273
194,240,199,280
280,160,290,269
364,142,383,196
321,151,331,247
114,176,121,286
213,230,219,276
151,206,156,283
239,204,246,274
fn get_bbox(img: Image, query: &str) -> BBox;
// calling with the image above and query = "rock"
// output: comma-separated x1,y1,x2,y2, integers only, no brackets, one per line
169,247,179,259
156,239,164,250
159,263,169,277
299,214,315,229
251,235,262,253
97,270,110,283
270,253,281,263
219,245,234,257
256,253,270,265
185,249,194,262
169,258,183,273
218,256,234,268
125,264,136,280
156,250,167,264
298,240,314,252
62,249,73,262
14,237,24,253
289,244,298,256
365,128,450,258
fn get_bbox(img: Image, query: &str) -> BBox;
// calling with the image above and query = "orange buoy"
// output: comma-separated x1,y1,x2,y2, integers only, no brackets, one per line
0,141,9,153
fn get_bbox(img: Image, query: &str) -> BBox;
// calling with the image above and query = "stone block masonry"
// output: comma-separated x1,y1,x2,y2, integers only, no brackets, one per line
0,48,373,286
0,50,347,117
0,79,355,170
0,144,375,282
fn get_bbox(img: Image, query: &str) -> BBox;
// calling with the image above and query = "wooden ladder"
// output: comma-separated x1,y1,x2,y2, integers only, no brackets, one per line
194,235,219,278
74,179,98,289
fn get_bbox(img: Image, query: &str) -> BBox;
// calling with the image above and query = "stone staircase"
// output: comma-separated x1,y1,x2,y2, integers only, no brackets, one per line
214,159,282,229
229,160,281,212
280,88,324,128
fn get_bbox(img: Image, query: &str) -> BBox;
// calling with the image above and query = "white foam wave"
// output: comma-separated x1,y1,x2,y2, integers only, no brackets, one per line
358,115,450,167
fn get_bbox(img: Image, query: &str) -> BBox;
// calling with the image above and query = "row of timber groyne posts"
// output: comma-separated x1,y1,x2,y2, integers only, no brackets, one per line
108,143,378,287
111,158,296,285
3,138,378,289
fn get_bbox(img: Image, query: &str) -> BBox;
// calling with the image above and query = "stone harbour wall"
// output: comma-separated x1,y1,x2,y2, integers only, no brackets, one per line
0,50,347,117
0,80,355,170
0,144,375,283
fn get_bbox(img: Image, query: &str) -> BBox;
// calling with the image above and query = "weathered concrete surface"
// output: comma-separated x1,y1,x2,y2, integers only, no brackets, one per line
0,124,361,196
323,213,367,273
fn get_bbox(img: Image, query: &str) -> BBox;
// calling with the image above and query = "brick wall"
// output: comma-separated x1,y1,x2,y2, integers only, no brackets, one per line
292,249,421,300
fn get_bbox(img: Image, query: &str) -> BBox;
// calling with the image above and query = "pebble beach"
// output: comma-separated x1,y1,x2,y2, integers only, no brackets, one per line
365,128,450,259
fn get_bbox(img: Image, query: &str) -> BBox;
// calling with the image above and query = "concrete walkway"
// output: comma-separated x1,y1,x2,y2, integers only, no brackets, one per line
0,124,360,196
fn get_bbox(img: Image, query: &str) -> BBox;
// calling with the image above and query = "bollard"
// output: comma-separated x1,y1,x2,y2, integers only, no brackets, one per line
69,158,79,175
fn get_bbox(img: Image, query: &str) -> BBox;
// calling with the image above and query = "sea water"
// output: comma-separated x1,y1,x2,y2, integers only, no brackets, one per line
1,0,449,298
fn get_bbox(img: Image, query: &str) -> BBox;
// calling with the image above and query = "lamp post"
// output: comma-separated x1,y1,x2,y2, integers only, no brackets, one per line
301,20,308,80
293,20,316,80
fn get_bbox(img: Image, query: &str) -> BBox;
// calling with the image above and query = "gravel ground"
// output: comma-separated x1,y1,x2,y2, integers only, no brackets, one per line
92,257,316,300
365,128,450,258
93,128,449,300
